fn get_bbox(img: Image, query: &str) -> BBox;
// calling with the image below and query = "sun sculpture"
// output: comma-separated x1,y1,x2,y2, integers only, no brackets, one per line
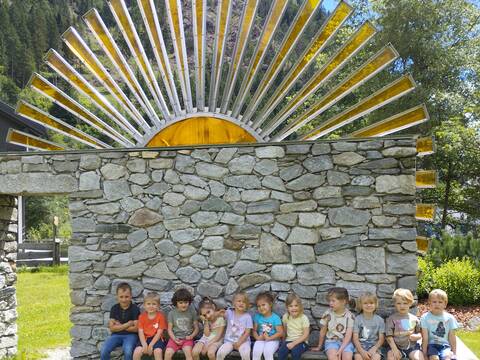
6,0,436,249
7,0,432,150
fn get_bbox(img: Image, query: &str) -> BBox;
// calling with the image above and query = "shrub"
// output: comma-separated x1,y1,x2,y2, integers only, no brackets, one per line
430,232,480,266
417,257,480,305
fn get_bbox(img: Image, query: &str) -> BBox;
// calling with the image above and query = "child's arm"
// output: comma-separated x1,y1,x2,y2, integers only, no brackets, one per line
265,324,284,341
109,319,133,332
202,319,211,337
252,323,263,340
369,332,384,356
234,328,251,349
386,336,402,360
352,332,367,357
126,320,138,332
338,326,353,354
311,325,327,351
448,329,457,356
209,323,226,344
421,327,428,357
148,327,163,349
186,319,199,340
168,322,180,344
139,328,148,348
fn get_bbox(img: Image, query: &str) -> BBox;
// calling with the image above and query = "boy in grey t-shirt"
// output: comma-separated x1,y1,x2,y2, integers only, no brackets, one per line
353,293,385,360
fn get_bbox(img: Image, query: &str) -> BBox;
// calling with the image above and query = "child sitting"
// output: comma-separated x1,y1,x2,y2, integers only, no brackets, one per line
278,293,310,360
100,282,140,360
133,292,167,360
252,292,284,360
352,292,385,360
193,297,226,360
386,288,424,360
421,289,458,360
165,288,199,360
216,291,253,360
312,287,355,360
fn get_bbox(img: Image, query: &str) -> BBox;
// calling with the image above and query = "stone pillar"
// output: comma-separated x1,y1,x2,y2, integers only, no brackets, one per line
0,195,18,358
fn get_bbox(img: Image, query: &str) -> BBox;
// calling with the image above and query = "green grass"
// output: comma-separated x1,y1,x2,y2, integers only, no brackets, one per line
16,265,72,359
457,330,480,357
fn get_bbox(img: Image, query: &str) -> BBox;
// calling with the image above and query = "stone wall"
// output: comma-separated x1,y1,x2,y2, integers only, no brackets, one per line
0,195,18,358
0,139,418,359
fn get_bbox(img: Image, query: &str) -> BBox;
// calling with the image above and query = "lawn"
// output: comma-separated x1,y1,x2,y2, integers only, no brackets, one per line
16,265,72,359
457,330,480,357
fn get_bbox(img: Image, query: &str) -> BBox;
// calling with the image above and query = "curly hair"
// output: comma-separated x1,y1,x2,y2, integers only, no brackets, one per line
172,288,193,306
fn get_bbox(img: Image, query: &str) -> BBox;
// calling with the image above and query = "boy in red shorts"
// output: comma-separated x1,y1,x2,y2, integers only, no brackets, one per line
133,292,167,360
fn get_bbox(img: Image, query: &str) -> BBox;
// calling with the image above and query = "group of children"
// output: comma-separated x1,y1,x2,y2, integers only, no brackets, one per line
101,283,458,360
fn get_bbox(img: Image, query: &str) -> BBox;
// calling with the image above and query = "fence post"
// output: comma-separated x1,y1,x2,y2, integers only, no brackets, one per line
52,216,60,266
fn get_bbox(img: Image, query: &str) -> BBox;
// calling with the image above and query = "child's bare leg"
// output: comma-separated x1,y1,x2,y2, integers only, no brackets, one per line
342,351,353,360
371,353,381,360
429,356,440,360
133,347,143,360
165,348,175,360
326,349,338,360
354,353,363,360
387,350,395,360
207,342,221,360
184,346,194,360
410,350,424,360
154,348,163,360
201,344,209,356
192,342,204,360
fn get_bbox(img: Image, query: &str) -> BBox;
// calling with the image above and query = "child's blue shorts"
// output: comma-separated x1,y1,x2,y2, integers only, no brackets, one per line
427,344,452,360
324,340,355,353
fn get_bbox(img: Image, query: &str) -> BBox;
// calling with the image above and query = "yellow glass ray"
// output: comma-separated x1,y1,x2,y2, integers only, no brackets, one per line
302,75,416,140
417,136,435,156
221,0,258,113
231,0,289,116
416,236,430,253
16,102,108,149
165,0,192,111
109,0,170,119
416,204,436,222
62,27,147,129
137,0,180,113
192,0,206,109
147,117,257,147
83,8,158,122
29,74,132,147
245,0,328,122
209,0,232,111
416,170,437,189
349,104,429,138
253,1,353,128
7,128,65,151
44,49,140,139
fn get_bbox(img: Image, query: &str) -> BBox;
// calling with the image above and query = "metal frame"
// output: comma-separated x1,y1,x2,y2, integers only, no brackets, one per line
192,0,207,111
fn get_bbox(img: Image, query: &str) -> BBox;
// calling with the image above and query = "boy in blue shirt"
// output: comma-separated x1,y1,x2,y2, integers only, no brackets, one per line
421,289,458,360
100,282,140,360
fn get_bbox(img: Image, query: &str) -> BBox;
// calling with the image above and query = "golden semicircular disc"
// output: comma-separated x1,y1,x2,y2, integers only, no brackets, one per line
146,116,257,147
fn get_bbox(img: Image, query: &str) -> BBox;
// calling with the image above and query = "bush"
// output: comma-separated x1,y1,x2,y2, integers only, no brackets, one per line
430,232,480,266
417,257,480,305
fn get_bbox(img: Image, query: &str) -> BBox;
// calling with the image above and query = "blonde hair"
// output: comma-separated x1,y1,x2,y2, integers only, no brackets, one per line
144,291,160,305
356,292,378,313
392,288,414,305
429,289,448,304
233,291,250,310
286,293,304,317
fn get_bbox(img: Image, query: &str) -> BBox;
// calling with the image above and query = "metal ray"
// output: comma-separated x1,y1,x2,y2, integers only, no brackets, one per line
416,236,430,253
83,8,161,124
220,0,258,114
230,0,290,118
416,170,437,188
242,0,327,123
165,0,193,112
137,0,182,114
252,2,353,129
416,204,436,222
16,101,109,149
44,49,143,141
301,75,416,140
348,104,429,138
7,128,66,151
29,73,133,147
271,45,398,141
417,136,435,156
62,27,150,131
109,0,171,121
209,0,233,112
192,0,207,111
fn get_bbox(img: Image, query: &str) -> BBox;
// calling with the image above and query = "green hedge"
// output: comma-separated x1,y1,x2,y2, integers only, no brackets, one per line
418,257,480,305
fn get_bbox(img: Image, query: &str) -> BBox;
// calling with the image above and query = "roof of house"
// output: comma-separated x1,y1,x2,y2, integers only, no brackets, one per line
0,100,46,137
